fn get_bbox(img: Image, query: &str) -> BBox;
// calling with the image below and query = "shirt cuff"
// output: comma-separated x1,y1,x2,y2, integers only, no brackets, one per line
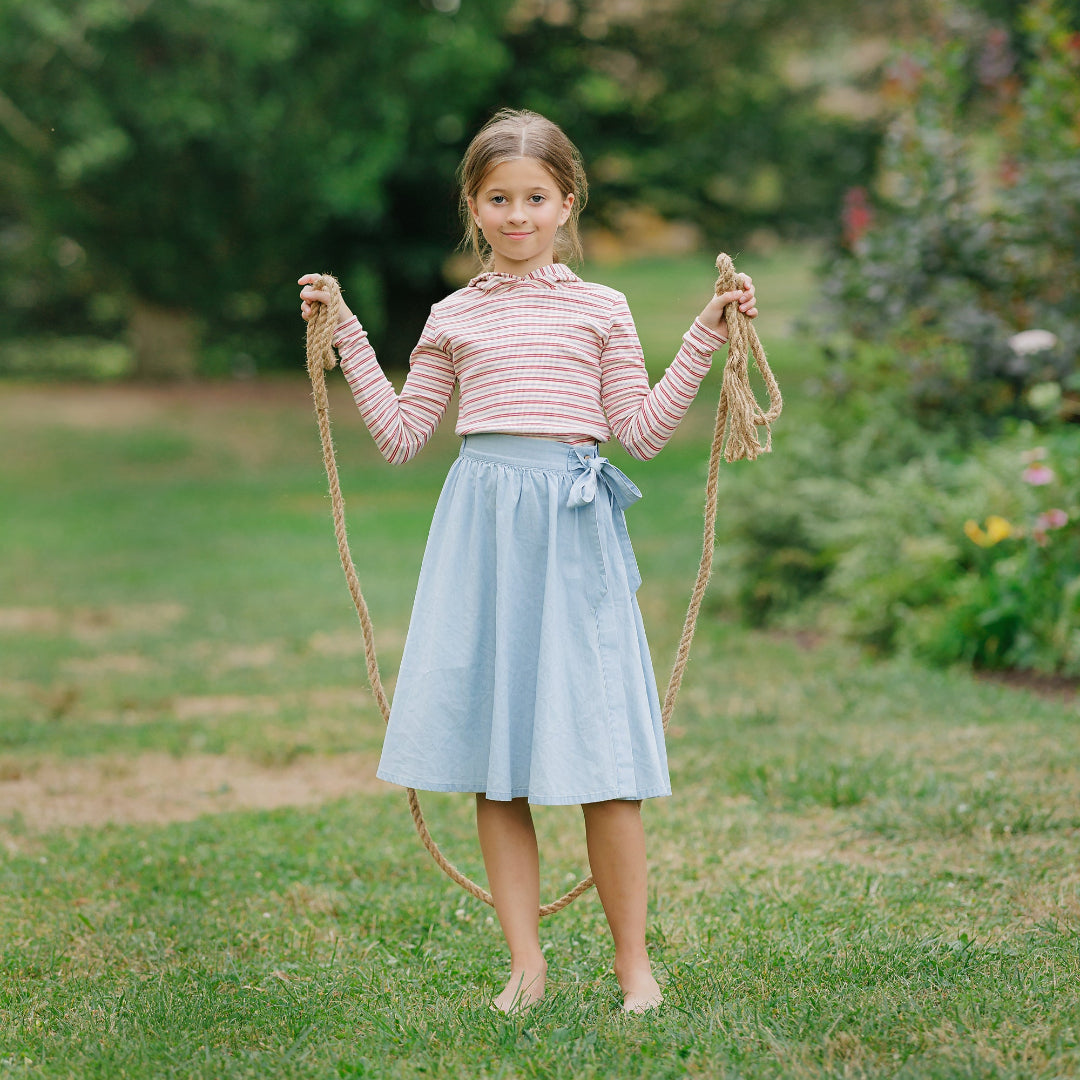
684,317,728,355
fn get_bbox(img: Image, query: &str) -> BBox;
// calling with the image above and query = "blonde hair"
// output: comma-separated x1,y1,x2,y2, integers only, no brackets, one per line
457,108,588,268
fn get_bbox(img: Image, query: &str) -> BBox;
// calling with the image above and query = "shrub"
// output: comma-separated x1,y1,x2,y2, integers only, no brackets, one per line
723,417,1080,675
819,0,1080,427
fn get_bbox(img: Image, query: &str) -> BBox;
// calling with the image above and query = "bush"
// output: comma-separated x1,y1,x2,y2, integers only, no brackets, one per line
0,337,133,380
819,0,1080,427
722,416,1080,675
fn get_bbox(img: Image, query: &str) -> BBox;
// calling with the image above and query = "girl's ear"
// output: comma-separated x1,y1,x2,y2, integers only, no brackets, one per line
466,196,481,228
558,192,574,226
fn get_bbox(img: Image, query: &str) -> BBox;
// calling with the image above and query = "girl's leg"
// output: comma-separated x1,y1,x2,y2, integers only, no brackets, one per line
581,799,663,1012
475,794,547,1011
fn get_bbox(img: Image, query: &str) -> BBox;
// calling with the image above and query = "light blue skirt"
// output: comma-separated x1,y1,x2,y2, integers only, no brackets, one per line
376,433,670,805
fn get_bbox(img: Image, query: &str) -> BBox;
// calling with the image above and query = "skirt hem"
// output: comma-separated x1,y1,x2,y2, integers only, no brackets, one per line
376,771,671,806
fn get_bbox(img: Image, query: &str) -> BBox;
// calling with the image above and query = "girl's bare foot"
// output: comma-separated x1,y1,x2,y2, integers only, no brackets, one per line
491,961,547,1014
615,958,663,1014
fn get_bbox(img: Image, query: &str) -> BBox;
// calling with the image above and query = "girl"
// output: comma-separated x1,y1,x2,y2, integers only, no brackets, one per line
299,109,757,1015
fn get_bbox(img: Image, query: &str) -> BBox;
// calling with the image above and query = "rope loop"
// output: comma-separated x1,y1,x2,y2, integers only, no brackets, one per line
660,254,782,732
305,253,780,915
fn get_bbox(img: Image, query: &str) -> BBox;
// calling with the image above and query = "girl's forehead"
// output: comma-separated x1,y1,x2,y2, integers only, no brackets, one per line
478,157,560,190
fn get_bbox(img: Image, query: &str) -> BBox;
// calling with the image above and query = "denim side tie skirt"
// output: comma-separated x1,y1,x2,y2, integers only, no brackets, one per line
375,433,671,805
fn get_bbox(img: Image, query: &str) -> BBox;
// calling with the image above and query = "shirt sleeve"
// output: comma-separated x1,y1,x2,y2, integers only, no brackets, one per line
332,312,456,464
599,293,728,461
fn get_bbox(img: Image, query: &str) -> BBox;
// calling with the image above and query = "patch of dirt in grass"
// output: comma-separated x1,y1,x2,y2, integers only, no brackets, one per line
307,627,407,657
0,380,307,430
61,653,157,676
168,686,379,722
218,643,280,669
15,388,169,430
306,687,381,711
0,677,36,697
0,751,387,832
977,667,1079,701
1002,862,1080,928
171,693,280,720
767,627,828,652
0,603,185,641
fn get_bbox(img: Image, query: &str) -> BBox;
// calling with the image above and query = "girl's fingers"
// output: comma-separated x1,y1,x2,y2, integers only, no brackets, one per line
300,286,332,304
735,273,756,309
716,287,758,314
717,289,749,306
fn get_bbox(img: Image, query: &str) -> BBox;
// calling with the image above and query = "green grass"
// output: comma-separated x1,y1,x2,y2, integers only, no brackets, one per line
1,247,1079,1078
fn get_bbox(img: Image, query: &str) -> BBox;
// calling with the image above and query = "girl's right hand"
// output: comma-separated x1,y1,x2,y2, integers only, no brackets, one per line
298,274,356,327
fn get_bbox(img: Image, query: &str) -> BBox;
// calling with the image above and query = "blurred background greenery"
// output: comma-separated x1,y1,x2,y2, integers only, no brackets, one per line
2,0,1079,676
0,0,999,373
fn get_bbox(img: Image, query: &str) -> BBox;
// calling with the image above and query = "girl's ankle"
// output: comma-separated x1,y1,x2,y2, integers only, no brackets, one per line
509,952,547,974
613,952,653,985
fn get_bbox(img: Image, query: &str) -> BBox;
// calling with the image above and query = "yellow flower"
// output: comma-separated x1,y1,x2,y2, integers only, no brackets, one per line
985,515,1012,544
964,516,1013,547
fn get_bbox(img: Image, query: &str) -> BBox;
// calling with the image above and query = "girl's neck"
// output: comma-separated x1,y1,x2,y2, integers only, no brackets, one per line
489,252,557,277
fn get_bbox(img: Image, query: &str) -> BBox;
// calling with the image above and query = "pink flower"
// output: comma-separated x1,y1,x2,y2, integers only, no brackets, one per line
1022,464,1055,485
1036,508,1069,530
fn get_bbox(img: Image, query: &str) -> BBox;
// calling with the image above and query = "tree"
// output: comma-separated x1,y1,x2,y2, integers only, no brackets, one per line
0,0,934,375
0,0,510,374
497,0,889,245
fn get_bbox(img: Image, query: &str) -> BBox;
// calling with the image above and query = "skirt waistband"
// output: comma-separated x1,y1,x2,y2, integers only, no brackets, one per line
459,433,597,472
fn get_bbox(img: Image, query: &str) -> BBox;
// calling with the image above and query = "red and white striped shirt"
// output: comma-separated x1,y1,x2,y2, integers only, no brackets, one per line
332,262,727,464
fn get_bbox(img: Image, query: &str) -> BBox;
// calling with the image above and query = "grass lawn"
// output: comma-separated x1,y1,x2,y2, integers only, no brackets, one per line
1,248,1078,1079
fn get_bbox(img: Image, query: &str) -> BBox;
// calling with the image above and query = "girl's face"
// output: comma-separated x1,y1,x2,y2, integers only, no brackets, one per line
467,157,574,277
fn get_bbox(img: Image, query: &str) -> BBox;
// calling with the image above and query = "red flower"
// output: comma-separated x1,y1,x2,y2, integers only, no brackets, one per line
842,187,873,249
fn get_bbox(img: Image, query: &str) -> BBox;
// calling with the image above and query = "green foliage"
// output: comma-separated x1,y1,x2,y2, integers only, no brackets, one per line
0,337,133,379
498,0,882,242
0,0,512,370
0,0,886,374
821,0,1080,425
724,412,1080,675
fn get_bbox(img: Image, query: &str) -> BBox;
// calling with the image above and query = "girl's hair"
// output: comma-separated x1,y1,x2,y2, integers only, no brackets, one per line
457,108,588,268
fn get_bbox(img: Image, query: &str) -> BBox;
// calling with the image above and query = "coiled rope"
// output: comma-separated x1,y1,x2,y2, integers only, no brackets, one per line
304,252,781,916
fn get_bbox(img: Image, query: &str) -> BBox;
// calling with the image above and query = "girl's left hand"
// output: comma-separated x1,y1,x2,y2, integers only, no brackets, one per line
697,273,757,343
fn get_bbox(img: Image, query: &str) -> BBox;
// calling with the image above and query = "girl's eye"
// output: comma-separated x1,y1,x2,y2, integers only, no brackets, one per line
490,195,506,204
530,194,545,203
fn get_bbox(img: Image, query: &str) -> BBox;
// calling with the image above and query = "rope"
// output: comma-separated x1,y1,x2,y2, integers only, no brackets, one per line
304,253,780,916
660,253,782,732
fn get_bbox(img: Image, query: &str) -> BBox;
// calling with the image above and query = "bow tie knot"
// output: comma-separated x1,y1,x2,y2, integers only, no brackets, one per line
567,449,642,511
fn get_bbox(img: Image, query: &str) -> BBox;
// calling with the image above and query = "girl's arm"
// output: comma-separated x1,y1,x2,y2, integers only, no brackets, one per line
599,278,756,461
299,277,454,464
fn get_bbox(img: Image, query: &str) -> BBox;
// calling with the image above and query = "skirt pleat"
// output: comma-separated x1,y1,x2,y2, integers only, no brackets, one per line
376,433,670,805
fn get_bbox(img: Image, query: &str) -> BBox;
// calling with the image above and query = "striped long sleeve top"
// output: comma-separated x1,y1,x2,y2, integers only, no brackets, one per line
331,261,728,464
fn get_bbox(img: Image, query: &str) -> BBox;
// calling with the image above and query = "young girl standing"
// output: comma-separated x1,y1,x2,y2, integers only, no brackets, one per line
299,109,757,1014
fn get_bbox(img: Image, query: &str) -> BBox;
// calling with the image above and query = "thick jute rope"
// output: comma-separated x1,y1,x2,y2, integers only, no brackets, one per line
660,253,782,731
304,252,780,917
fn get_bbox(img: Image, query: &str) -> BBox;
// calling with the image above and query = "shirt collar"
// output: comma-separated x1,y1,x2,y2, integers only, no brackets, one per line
468,262,581,292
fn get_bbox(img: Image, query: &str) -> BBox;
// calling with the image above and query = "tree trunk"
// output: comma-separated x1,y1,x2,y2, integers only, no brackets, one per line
128,299,199,379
